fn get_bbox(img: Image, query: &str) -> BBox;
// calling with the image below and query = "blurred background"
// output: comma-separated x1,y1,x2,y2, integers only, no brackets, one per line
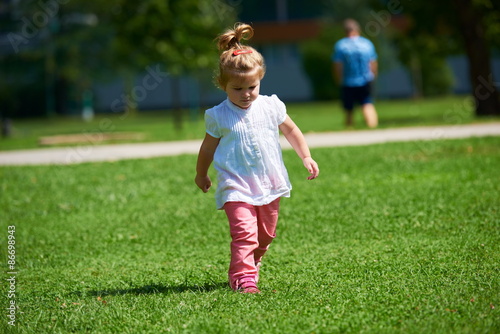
0,0,499,122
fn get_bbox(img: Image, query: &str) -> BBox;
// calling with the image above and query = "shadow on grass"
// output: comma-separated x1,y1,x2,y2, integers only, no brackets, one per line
83,282,229,297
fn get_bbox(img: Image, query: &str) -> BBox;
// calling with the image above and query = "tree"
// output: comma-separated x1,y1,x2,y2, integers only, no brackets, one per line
1,0,237,118
452,0,500,116
102,0,237,126
392,0,500,116
2,0,117,116
301,22,344,100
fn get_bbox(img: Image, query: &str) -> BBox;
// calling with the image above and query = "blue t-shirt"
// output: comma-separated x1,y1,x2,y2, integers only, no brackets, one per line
332,36,377,87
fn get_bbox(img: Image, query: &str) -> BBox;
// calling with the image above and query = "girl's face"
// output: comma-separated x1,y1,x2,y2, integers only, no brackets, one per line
224,72,260,109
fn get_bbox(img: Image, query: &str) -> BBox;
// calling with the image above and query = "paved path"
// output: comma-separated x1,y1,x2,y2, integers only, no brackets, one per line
0,123,499,166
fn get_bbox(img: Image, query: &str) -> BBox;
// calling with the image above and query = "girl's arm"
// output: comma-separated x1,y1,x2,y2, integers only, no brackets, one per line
279,116,319,180
195,133,220,192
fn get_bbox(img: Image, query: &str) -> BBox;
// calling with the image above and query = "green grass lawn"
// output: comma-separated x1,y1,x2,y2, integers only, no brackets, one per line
1,95,497,151
1,136,499,333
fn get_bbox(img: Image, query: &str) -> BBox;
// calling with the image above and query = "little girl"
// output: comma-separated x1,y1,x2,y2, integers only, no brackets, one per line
195,23,319,293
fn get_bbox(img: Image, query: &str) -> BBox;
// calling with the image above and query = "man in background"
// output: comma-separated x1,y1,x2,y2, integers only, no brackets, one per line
332,19,378,128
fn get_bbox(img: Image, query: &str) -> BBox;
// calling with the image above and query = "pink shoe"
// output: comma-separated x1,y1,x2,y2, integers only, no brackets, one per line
233,277,260,294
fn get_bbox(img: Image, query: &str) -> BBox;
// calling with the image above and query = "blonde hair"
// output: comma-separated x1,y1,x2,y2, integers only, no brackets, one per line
215,23,266,89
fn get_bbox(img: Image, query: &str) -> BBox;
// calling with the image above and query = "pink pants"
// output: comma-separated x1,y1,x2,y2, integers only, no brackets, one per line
223,198,280,289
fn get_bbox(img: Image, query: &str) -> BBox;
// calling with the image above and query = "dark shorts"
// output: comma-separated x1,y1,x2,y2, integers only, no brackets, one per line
341,83,373,111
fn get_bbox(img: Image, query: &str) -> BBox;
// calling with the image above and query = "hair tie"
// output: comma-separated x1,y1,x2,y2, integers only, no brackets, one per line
233,49,253,56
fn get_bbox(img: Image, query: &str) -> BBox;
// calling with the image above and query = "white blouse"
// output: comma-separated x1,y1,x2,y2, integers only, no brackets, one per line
205,95,292,209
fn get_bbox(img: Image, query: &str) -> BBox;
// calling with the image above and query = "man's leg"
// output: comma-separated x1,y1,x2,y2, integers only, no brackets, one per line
342,86,355,128
361,83,378,128
345,109,354,128
362,103,378,128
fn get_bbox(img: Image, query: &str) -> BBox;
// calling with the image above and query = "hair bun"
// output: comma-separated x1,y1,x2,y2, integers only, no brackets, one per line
217,23,254,51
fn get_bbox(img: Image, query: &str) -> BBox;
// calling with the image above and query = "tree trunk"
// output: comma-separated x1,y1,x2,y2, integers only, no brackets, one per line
453,0,500,116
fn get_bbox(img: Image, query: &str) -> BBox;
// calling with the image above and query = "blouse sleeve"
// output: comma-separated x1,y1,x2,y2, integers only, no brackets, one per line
204,109,221,138
271,94,287,125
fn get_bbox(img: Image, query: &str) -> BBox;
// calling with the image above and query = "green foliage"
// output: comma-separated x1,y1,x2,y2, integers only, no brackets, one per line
0,54,46,118
398,36,455,97
1,136,499,333
300,24,344,100
106,0,236,74
474,0,500,49
387,3,459,97
420,57,455,96
1,0,237,116
322,0,373,22
390,0,499,97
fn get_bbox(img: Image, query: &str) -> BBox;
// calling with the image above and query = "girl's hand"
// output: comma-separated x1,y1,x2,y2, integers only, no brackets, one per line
303,157,319,180
195,175,212,193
